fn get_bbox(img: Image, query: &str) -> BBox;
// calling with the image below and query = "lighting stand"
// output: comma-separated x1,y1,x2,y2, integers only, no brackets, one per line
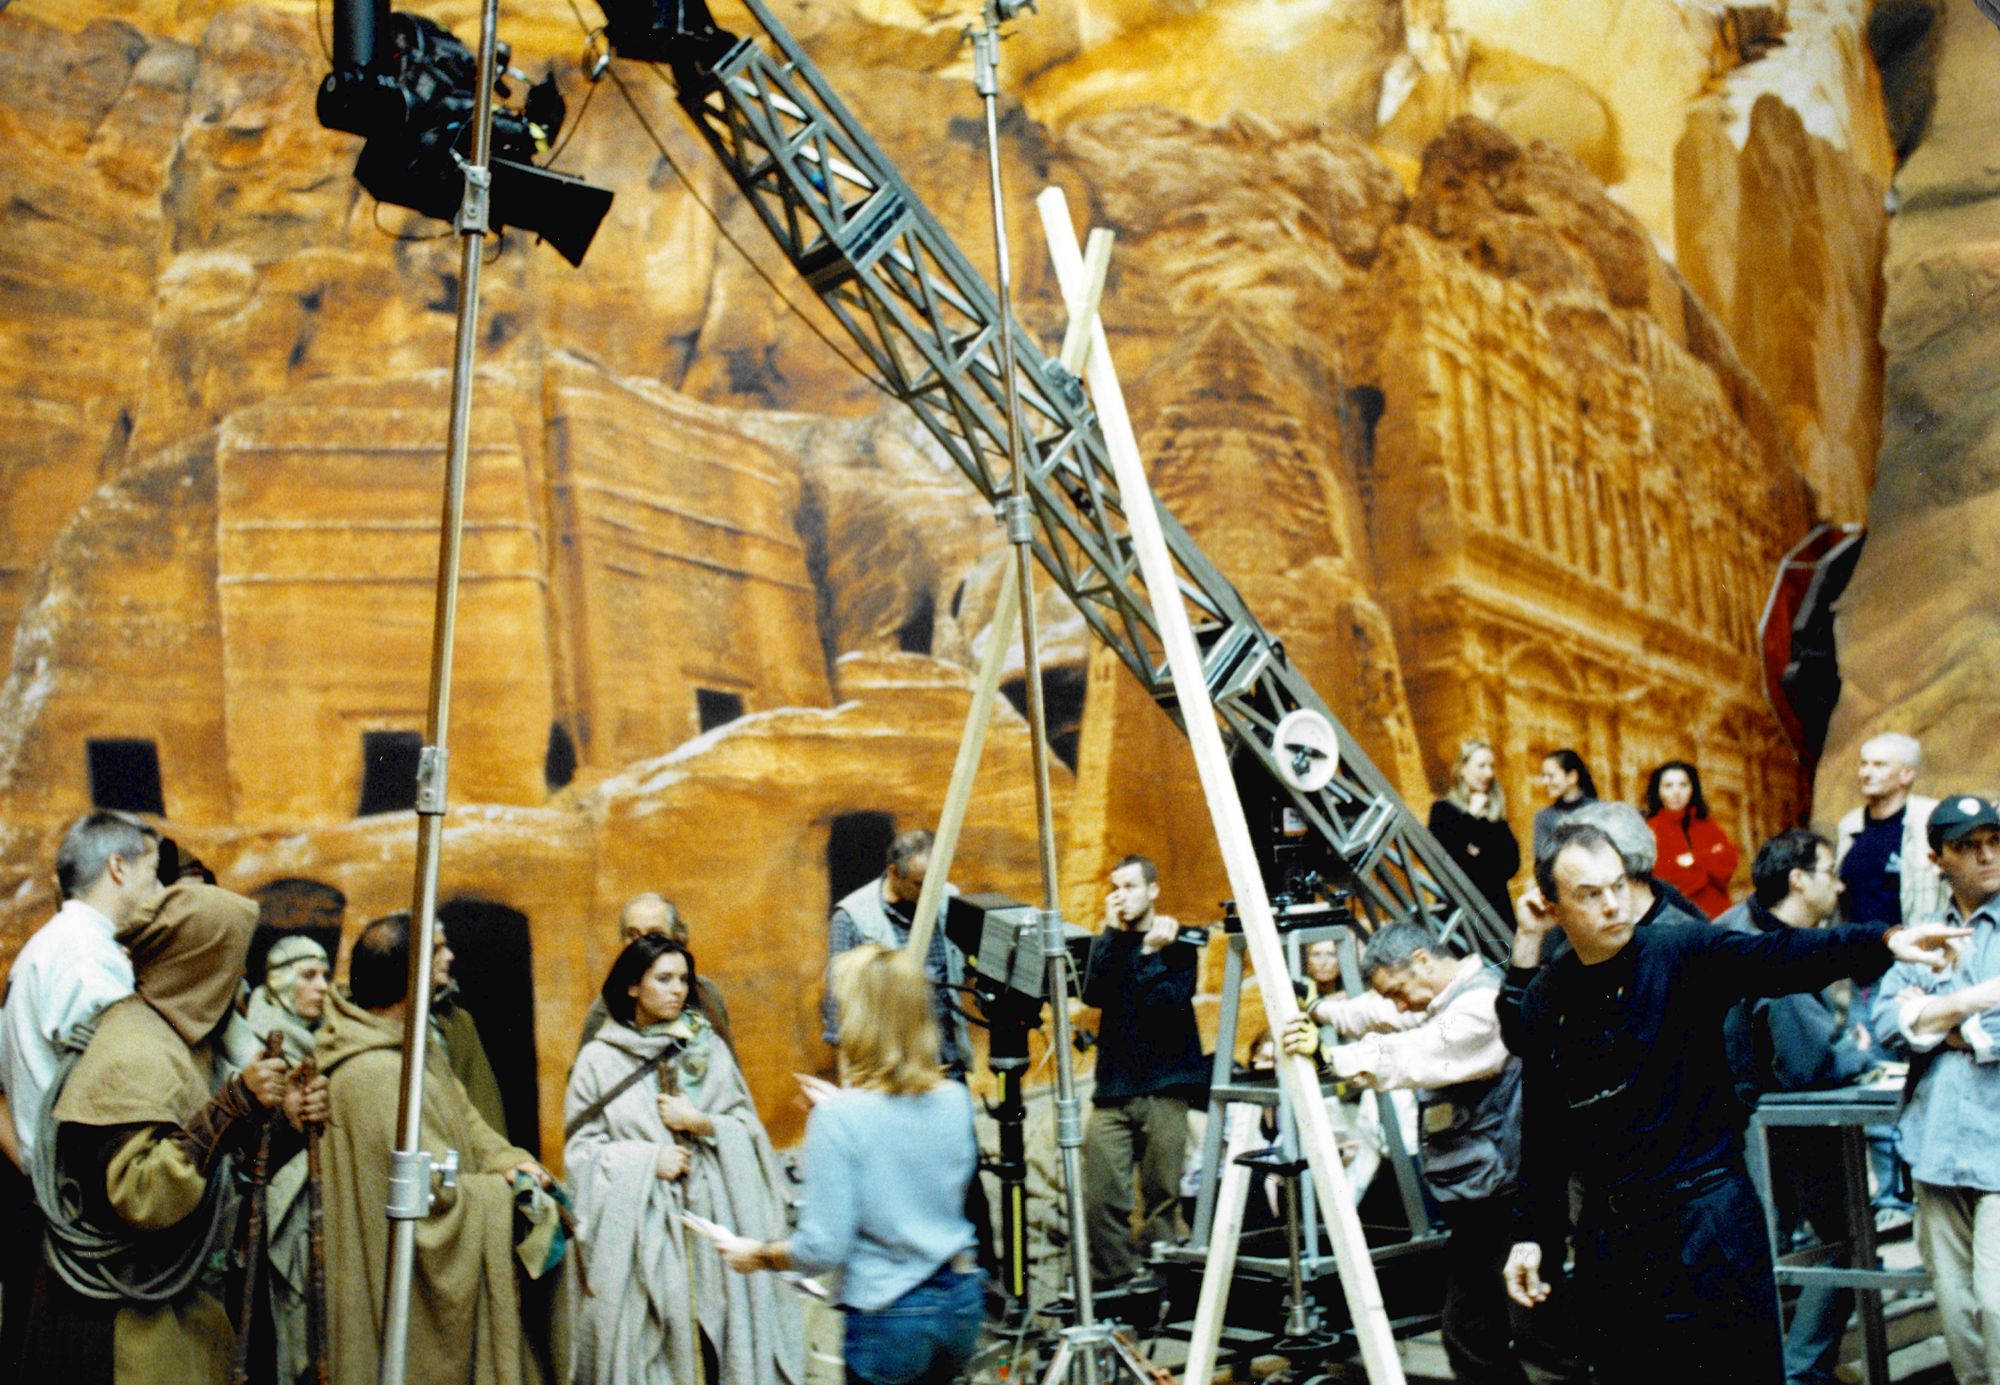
970,7,1162,1385
374,0,501,1381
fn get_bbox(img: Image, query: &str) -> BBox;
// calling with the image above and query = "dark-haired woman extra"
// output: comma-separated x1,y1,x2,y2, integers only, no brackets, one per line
1428,738,1522,926
563,934,801,1385
1532,749,1598,862
1645,761,1740,920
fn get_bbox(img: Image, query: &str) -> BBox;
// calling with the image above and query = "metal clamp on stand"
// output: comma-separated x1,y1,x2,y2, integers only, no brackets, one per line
385,1147,461,1219
386,1149,433,1220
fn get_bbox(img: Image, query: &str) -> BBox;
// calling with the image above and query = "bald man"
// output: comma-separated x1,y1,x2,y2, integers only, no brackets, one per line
575,894,733,1055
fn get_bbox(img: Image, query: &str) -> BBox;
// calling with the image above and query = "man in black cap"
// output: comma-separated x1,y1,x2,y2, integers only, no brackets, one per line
1869,793,2000,1382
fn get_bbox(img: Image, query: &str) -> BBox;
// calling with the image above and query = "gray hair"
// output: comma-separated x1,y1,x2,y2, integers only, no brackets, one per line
1571,800,1656,876
54,810,160,899
1360,921,1441,980
618,892,684,942
888,828,934,874
1861,732,1922,770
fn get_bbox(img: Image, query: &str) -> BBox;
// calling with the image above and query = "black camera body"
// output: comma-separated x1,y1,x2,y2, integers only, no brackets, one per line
317,4,613,266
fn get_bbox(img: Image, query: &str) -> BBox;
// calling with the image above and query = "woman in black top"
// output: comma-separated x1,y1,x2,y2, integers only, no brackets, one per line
1428,738,1522,926
1531,748,1598,861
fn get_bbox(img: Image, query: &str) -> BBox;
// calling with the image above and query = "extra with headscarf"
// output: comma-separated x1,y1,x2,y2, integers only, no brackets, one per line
23,881,293,1385
223,931,333,1385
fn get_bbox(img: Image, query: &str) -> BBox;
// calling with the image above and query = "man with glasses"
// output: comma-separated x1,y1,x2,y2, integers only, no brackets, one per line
1501,821,1962,1381
1869,795,2000,1381
1719,830,1881,1385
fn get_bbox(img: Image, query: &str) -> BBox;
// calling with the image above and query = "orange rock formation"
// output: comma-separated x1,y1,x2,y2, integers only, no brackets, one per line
0,0,1919,1152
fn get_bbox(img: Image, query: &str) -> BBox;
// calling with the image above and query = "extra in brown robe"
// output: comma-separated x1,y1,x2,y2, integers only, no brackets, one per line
317,988,540,1385
27,882,263,1385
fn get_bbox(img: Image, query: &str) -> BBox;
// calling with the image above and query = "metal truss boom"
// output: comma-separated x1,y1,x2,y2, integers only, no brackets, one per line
623,0,1508,958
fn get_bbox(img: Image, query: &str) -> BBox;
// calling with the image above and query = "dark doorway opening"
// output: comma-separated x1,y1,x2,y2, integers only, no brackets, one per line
247,878,348,985
1343,386,1386,471
358,730,423,816
86,738,164,815
545,721,577,791
696,688,745,733
826,811,895,912
438,898,541,1156
896,590,936,654
1000,665,1086,771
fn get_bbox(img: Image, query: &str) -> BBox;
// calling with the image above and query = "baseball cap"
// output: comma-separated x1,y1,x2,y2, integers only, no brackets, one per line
1927,794,2000,850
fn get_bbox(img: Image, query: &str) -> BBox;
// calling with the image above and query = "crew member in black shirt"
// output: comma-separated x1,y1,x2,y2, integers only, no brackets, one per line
1501,821,1962,1381
1080,853,1208,1287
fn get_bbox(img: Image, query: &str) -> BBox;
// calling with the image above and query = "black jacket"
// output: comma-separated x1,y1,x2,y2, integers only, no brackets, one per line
1082,927,1208,1102
1718,898,1875,1102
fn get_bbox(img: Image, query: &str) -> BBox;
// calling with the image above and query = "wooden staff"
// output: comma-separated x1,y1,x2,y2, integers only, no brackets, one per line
297,1053,331,1385
231,1030,285,1385
657,1055,705,1385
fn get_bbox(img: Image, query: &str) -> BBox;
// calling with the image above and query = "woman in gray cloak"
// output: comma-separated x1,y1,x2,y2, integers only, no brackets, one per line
222,934,332,1385
563,934,802,1385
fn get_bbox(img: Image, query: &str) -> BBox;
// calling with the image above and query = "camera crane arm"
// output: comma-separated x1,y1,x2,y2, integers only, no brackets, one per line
594,0,1507,961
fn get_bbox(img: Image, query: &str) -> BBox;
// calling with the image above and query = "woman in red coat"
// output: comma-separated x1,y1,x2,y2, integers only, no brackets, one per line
1644,760,1740,918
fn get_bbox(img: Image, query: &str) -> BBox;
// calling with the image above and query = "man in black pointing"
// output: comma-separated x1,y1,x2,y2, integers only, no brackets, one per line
1501,820,1963,1381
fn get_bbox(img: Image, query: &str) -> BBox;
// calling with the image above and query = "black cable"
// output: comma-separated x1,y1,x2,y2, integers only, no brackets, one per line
371,199,456,244
559,0,893,398
542,72,599,171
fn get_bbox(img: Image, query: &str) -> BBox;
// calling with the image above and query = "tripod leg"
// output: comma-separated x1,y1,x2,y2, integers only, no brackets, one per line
1108,1329,1174,1385
1185,1104,1261,1385
1040,1339,1075,1385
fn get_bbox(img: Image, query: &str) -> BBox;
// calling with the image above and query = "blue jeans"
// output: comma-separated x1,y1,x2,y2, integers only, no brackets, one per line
844,1263,984,1385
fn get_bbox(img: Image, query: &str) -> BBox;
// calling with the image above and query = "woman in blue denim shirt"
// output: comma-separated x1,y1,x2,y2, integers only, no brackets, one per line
726,943,983,1385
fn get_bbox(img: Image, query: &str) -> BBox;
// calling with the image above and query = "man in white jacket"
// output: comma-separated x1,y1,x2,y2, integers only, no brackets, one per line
1834,731,1949,1228
1835,732,1950,928
0,810,165,1373
0,810,164,1181
1289,924,1583,1384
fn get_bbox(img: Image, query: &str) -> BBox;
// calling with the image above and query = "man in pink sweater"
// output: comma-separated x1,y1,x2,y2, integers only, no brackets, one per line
1288,924,1582,1385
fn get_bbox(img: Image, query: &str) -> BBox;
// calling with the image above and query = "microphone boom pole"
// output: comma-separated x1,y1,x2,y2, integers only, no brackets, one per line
375,0,501,1380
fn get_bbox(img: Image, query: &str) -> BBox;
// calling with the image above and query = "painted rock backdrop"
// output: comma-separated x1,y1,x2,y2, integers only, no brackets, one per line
0,0,1991,1153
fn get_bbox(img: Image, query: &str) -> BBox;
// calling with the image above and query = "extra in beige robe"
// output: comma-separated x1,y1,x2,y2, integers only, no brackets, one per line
317,989,540,1385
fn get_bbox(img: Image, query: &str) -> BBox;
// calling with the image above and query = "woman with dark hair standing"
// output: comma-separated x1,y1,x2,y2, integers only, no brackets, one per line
563,934,800,1385
724,943,982,1385
1644,760,1740,919
1427,738,1522,925
1532,749,1598,861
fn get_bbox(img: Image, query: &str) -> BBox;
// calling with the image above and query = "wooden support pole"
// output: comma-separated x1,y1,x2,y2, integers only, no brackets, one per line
905,239,1114,964
1036,185,1407,1385
1183,1104,1262,1385
905,567,1019,964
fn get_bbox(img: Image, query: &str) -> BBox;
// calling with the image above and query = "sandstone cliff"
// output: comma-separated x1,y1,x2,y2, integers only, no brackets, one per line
0,0,1917,1152
1817,0,2000,823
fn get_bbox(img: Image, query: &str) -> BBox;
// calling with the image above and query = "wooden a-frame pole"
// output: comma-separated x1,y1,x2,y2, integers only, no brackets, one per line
1036,186,1407,1385
904,228,1115,965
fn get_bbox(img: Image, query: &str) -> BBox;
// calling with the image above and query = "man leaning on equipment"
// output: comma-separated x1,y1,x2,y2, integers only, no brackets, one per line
1284,924,1584,1385
1868,794,2000,1381
1501,819,1962,1382
823,828,968,1075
